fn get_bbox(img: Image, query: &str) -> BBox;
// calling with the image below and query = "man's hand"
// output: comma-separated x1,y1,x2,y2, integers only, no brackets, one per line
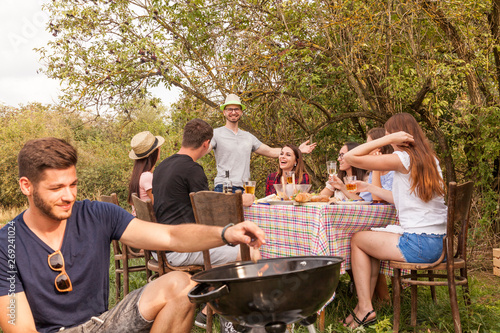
242,193,255,207
223,221,266,249
298,140,317,154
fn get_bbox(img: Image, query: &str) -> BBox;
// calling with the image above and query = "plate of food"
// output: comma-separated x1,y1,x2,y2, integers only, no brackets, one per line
267,200,294,205
255,194,294,205
334,200,373,205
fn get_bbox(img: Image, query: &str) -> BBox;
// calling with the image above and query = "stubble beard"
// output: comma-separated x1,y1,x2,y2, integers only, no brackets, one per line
225,115,241,124
33,187,73,222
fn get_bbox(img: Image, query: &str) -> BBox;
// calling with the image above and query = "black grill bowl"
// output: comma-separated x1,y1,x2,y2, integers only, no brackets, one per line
188,256,343,328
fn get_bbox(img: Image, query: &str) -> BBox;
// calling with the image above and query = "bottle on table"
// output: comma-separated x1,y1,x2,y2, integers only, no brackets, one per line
223,170,233,193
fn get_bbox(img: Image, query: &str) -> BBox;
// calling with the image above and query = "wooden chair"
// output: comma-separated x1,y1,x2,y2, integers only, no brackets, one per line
99,193,149,300
190,190,251,333
130,193,203,282
390,181,474,332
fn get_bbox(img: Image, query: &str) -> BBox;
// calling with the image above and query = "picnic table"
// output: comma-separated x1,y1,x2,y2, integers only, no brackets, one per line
244,202,399,275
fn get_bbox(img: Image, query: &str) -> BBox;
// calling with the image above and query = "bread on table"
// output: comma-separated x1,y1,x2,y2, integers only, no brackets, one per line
294,192,312,203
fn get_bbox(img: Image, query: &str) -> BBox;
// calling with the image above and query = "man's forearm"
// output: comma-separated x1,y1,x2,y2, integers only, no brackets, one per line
166,224,226,252
255,144,281,158
122,220,225,252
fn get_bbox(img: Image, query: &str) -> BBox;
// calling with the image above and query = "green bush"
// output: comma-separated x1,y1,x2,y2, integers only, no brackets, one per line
0,101,169,209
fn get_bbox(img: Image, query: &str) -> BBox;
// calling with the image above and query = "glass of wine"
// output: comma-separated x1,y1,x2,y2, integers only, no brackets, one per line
326,161,337,178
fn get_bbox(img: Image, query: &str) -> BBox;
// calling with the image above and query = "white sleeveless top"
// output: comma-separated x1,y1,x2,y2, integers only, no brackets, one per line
391,151,447,235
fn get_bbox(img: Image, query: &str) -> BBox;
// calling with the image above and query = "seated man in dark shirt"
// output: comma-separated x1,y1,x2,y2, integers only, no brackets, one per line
153,118,252,267
0,137,265,333
153,119,258,332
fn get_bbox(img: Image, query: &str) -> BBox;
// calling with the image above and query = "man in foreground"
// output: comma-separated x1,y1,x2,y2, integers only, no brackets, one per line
0,137,265,333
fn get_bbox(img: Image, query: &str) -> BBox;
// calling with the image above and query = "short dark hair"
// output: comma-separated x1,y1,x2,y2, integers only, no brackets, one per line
182,119,213,149
18,137,78,184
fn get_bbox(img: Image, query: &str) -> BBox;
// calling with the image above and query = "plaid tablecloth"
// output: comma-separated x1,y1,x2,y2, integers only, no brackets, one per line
244,203,399,275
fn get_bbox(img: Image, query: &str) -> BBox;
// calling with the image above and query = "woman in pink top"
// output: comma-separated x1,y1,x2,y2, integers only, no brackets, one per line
127,131,165,214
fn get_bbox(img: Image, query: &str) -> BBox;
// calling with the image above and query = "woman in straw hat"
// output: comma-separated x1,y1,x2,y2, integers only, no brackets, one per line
127,131,165,214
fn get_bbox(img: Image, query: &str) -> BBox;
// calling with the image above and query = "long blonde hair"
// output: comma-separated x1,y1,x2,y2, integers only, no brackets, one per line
385,113,445,202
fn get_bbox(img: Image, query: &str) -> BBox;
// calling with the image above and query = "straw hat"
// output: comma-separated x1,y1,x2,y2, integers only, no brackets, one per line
129,131,165,159
220,94,246,111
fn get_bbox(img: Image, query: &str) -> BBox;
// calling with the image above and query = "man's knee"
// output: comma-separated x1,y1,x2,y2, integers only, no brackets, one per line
139,272,197,320
156,271,197,296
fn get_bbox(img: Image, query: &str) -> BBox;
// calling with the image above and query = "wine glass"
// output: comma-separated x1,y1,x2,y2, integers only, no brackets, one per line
326,161,337,178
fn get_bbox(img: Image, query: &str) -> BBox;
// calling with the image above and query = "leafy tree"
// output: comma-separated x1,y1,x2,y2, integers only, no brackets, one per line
39,0,499,235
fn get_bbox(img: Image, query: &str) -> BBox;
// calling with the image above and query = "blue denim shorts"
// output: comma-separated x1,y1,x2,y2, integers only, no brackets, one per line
397,233,445,263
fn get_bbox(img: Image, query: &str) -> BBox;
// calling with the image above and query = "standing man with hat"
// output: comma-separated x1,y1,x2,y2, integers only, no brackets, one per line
211,94,317,193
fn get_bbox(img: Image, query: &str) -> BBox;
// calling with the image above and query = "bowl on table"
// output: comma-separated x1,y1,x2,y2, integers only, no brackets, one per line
273,184,312,200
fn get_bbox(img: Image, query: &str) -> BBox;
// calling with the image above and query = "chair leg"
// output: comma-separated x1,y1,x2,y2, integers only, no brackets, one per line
392,269,401,333
410,270,418,327
447,269,462,333
144,250,152,281
123,244,130,297
207,305,213,333
461,267,471,306
114,253,121,301
429,270,437,303
318,309,325,331
115,270,121,301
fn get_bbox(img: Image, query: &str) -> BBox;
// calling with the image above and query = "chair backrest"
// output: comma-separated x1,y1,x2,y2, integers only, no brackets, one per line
100,193,119,206
131,193,157,223
446,181,474,261
99,193,122,256
190,191,251,268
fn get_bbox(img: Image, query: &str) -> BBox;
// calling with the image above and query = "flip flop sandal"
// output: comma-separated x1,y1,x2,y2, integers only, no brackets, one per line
342,309,355,326
352,309,377,328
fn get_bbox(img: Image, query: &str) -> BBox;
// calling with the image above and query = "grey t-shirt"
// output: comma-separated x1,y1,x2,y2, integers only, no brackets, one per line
211,126,262,187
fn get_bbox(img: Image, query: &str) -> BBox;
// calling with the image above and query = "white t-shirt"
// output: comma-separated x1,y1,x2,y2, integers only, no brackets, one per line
391,151,447,235
211,126,262,187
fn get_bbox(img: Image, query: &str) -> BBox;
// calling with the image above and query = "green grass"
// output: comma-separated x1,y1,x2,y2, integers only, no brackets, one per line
107,253,500,333
2,219,499,332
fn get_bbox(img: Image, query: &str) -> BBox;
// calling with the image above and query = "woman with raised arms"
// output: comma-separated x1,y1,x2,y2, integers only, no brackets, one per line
342,113,447,328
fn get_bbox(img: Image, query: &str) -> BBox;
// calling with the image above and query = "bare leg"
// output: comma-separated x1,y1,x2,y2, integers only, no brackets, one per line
138,271,197,333
374,274,391,304
346,231,404,328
